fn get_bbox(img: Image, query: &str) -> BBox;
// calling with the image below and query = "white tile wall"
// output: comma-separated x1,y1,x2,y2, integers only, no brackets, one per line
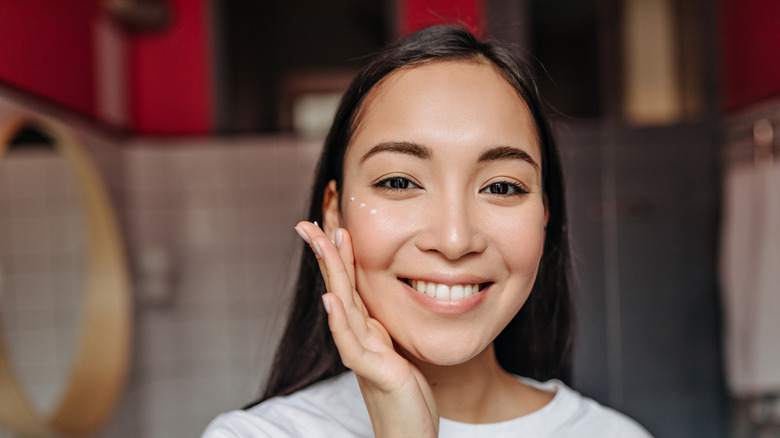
120,137,320,438
0,126,321,438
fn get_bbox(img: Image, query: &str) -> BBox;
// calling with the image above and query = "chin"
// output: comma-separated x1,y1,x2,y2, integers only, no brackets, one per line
404,341,487,367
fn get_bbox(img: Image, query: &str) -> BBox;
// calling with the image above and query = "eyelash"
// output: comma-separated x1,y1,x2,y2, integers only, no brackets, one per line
373,176,420,192
480,181,529,196
373,177,528,196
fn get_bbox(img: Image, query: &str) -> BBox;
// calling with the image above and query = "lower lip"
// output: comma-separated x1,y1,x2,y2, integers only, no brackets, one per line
401,280,489,315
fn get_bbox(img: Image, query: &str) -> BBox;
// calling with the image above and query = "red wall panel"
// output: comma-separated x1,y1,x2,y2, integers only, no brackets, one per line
723,0,780,110
398,0,484,37
129,0,213,134
0,0,99,116
0,0,490,134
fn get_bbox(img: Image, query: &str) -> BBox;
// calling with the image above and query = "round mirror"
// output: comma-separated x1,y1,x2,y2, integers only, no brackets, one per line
0,115,132,437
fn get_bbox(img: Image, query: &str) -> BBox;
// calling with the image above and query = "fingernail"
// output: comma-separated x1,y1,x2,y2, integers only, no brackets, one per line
321,294,331,314
312,240,324,258
313,220,319,228
335,229,343,248
294,226,311,244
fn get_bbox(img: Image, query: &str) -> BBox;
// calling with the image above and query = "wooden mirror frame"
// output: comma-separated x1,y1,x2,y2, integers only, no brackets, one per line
0,115,132,436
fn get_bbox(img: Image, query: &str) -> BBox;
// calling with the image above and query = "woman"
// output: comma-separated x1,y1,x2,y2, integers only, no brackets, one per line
203,25,652,437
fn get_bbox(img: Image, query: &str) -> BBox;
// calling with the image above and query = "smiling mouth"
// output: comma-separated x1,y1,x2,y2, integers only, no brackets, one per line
401,279,491,301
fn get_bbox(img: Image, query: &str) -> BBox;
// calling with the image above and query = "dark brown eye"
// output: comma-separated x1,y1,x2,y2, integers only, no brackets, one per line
374,177,420,191
387,177,410,189
480,181,528,196
489,183,510,194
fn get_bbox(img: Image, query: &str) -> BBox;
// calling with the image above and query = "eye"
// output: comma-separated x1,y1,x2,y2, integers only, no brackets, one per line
480,181,528,196
373,176,420,191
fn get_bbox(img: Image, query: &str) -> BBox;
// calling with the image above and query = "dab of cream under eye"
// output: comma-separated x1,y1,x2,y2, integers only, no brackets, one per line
369,209,376,215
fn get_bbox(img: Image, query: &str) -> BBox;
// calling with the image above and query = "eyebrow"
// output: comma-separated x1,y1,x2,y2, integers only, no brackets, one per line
478,145,539,169
359,142,539,169
359,141,432,163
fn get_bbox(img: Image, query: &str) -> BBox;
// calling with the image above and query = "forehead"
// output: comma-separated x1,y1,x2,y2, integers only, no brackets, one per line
346,60,540,163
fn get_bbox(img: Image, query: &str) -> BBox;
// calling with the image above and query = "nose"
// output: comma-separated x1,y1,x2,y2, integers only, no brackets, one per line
416,192,487,260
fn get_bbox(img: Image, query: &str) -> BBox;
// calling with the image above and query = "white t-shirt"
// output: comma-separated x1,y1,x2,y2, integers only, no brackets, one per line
202,371,653,437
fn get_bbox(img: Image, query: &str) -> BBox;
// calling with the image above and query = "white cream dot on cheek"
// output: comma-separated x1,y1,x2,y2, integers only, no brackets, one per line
350,197,355,201
369,209,376,215
359,203,365,208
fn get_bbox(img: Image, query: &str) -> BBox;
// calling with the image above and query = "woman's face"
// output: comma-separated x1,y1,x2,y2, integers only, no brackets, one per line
325,60,547,366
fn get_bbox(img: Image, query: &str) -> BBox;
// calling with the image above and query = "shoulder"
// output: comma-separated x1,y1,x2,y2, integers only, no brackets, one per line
517,378,654,438
201,372,372,438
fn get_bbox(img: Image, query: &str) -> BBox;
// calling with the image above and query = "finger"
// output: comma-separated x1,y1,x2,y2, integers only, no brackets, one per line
311,233,359,313
312,232,375,340
336,228,369,317
300,222,366,335
323,293,384,376
335,228,357,289
295,221,330,290
329,295,413,392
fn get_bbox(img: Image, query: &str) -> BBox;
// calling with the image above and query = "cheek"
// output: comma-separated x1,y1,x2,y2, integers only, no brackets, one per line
343,198,419,273
487,204,547,272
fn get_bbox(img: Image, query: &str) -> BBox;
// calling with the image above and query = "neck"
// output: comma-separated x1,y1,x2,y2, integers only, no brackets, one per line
407,344,552,424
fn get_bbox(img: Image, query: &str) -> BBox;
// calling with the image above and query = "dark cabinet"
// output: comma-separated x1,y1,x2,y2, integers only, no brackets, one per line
561,122,727,437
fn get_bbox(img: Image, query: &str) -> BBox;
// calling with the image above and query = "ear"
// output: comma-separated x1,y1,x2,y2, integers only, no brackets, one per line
322,180,341,241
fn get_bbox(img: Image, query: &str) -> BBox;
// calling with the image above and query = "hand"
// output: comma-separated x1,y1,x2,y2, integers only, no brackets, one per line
295,221,439,438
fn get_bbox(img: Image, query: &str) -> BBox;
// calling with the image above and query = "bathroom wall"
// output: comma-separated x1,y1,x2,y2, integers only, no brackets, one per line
121,138,321,437
0,89,322,438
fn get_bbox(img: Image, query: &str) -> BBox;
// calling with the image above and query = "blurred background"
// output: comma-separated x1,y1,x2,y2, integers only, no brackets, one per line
0,0,778,437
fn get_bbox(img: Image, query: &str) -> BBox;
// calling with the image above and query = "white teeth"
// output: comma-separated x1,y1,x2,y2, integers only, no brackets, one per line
451,285,464,300
435,284,450,300
409,280,482,302
425,282,436,298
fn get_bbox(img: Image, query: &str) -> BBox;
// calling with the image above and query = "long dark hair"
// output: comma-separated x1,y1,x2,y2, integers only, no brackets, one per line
253,25,572,405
